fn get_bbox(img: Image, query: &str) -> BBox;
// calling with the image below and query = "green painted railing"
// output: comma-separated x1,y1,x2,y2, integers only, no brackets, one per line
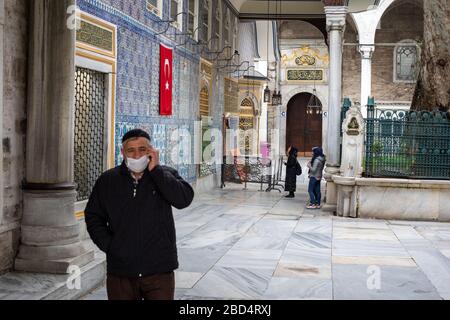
364,100,450,180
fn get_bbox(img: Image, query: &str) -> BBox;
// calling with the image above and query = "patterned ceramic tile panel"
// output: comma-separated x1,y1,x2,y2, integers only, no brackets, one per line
77,0,235,182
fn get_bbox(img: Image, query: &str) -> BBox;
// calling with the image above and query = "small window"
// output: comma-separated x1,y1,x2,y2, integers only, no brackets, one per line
200,0,210,43
224,9,230,46
170,0,183,30
394,41,418,83
213,1,222,50
232,17,238,56
188,0,199,39
146,0,163,18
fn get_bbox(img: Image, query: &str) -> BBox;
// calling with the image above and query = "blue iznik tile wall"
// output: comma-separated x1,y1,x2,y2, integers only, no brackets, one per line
77,0,237,183
77,0,204,183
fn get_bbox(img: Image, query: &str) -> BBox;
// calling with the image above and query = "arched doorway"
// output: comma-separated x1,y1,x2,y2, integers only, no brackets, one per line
286,92,323,157
239,97,256,156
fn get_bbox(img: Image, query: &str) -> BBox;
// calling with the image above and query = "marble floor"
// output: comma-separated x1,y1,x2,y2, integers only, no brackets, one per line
82,181,450,300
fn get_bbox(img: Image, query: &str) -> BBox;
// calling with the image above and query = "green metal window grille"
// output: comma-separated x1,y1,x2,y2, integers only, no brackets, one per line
74,67,106,201
364,105,450,180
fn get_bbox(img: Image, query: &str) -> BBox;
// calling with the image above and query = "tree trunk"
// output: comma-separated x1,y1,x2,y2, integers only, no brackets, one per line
412,0,450,112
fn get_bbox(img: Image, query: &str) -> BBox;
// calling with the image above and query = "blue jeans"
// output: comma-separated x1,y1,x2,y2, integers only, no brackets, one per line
308,177,321,205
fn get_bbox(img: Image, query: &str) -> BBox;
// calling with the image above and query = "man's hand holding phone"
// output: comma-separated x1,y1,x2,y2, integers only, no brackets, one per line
148,146,160,172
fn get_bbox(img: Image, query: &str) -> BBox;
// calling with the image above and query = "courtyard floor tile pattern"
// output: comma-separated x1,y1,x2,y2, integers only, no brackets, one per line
83,183,450,300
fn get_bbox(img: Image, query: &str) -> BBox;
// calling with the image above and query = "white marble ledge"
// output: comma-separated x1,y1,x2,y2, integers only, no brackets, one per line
348,177,450,189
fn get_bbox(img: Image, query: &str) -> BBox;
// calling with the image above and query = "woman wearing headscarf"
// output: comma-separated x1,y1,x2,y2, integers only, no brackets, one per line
307,147,326,209
284,146,299,198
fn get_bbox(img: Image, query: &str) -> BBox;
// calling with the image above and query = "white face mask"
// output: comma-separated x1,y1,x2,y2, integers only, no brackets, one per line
126,155,150,173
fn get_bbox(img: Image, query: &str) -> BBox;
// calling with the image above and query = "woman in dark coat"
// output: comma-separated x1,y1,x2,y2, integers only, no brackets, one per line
284,146,299,198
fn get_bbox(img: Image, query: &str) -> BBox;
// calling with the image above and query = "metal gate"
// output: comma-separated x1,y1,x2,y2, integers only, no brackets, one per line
74,67,107,201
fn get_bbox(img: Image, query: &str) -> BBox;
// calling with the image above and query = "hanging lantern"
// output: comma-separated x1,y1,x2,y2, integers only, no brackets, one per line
272,92,278,105
306,89,322,115
264,85,271,103
271,91,282,106
277,91,282,105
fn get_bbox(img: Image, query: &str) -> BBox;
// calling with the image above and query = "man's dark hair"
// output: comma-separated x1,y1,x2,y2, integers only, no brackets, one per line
122,128,151,144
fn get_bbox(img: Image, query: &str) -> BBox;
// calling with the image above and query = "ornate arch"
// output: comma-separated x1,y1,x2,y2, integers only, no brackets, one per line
284,87,327,111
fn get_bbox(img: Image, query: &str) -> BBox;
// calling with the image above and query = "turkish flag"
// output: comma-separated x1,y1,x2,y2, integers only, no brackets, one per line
159,44,173,116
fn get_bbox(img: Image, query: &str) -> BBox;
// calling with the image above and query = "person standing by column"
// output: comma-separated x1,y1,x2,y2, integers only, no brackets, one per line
85,129,194,300
307,147,326,209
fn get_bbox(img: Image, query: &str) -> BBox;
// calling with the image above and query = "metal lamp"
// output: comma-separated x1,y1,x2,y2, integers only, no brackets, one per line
264,85,271,103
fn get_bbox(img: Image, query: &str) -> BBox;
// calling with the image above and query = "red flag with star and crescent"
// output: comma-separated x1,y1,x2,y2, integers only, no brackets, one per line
159,44,173,116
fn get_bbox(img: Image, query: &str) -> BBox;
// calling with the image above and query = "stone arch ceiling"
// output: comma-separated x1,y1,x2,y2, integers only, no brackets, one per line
229,0,381,15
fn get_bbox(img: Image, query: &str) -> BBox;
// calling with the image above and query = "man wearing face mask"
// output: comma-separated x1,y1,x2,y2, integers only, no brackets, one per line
84,128,194,300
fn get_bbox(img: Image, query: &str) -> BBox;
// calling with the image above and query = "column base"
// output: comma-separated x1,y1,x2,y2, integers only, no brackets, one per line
15,249,95,274
323,166,340,214
16,189,95,274
322,203,337,213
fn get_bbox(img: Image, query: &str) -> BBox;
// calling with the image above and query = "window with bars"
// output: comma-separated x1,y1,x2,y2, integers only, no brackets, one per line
200,59,212,117
74,67,107,202
170,0,183,30
213,1,222,50
188,0,198,39
224,8,230,46
394,42,418,83
146,0,163,17
233,17,238,57
200,0,210,43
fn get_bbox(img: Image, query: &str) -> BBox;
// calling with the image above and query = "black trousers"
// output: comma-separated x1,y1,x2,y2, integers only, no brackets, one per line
106,272,175,300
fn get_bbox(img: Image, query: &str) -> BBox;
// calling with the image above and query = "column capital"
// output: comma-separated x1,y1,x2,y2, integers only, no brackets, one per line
358,44,375,59
325,6,347,32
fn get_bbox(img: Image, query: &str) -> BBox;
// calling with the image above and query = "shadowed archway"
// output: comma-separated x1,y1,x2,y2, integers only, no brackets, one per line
286,92,323,157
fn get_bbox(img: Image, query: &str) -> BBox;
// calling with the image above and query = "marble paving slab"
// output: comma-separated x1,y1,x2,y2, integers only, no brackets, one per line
263,214,301,220
333,264,441,300
177,215,261,248
268,208,304,217
294,222,332,234
388,225,426,241
332,256,417,267
175,288,189,300
244,219,297,239
175,271,204,289
222,206,271,216
332,239,409,258
177,245,232,273
415,227,450,242
263,277,332,300
440,249,450,260
82,287,107,300
276,244,331,279
406,247,450,297
186,266,272,299
333,227,398,241
288,232,332,249
232,235,288,250
216,249,282,272
333,219,390,230
175,222,205,239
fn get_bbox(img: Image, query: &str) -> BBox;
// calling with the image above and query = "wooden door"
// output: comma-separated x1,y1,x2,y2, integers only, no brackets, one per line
286,93,323,157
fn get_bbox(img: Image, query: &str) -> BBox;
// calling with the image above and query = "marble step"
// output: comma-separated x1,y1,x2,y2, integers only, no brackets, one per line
0,243,106,300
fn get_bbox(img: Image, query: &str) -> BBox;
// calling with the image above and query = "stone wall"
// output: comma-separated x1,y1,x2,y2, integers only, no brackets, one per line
343,3,423,104
0,0,28,274
342,18,360,104
372,3,423,102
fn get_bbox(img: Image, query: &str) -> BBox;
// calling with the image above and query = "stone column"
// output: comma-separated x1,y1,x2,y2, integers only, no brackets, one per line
323,5,347,213
359,45,374,118
15,0,94,274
